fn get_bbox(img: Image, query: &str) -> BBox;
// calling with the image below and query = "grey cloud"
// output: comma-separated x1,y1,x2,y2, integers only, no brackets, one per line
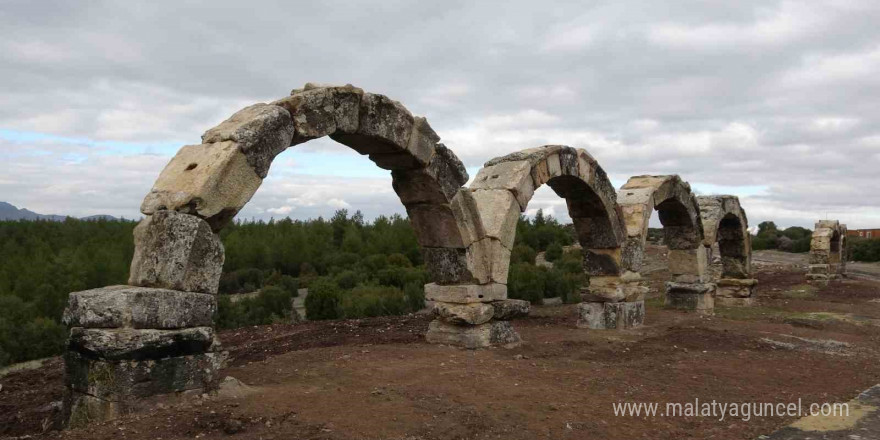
1,0,879,228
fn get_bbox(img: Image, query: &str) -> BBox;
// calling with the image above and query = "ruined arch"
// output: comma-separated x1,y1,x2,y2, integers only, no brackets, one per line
427,145,636,331
696,195,757,306
807,220,848,284
62,83,484,426
616,176,713,314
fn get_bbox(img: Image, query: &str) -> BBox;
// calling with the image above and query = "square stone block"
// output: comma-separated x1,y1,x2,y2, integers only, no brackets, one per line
64,351,224,402
715,296,755,307
424,283,507,303
665,291,714,315
129,210,224,294
425,319,521,349
68,327,215,361
140,141,263,231
63,286,216,329
470,161,534,211
576,301,644,329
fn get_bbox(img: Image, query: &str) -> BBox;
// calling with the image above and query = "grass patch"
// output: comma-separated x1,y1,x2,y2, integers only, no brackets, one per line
644,296,665,310
715,304,792,322
780,284,818,299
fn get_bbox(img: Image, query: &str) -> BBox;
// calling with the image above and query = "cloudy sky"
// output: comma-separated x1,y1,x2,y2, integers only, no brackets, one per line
1,0,879,229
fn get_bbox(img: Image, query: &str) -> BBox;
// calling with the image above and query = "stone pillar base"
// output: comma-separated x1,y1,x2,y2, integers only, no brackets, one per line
665,282,715,315
63,351,224,428
715,278,757,307
423,285,527,349
425,319,521,349
576,301,644,329
61,286,223,428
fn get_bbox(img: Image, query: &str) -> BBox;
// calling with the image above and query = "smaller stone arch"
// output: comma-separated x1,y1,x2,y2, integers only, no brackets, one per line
696,195,757,306
426,145,637,333
617,176,713,314
807,220,848,284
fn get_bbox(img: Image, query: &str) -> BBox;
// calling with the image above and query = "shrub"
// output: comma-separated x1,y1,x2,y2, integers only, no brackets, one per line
508,263,546,304
387,253,413,268
511,244,537,265
545,243,563,262
850,237,880,262
342,285,409,318
305,278,343,320
334,270,361,289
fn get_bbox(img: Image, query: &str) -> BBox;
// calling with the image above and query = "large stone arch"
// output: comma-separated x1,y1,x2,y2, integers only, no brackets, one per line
807,220,848,284
696,195,757,306
61,83,480,427
616,176,713,314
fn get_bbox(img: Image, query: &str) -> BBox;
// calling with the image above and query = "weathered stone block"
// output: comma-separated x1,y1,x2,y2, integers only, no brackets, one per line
449,189,484,247
129,210,224,294
583,248,623,276
331,92,413,155
466,237,510,284
140,141,262,231
470,189,520,249
665,290,714,314
369,116,439,170
64,350,224,402
470,161,535,211
405,203,465,248
433,302,494,325
63,286,216,329
422,247,474,284
576,301,644,329
491,299,530,320
201,103,294,177
272,84,362,140
425,320,521,349
68,327,215,361
667,248,707,279
585,277,645,302
63,391,122,429
424,283,506,303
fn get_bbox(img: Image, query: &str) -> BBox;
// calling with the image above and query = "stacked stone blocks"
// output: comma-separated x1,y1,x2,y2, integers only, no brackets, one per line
806,220,847,285
696,195,757,306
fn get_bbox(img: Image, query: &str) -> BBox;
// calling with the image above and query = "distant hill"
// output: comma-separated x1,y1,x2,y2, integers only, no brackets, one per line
0,202,118,221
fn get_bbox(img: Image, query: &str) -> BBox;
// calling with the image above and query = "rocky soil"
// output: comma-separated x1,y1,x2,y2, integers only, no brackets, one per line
2,247,880,440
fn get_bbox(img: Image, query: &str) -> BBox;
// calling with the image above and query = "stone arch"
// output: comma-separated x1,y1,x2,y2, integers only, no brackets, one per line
62,83,480,426
807,220,848,284
426,145,635,331
616,176,712,314
696,195,757,306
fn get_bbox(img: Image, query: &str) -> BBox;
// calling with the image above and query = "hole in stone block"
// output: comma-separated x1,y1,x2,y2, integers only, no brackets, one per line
185,163,198,171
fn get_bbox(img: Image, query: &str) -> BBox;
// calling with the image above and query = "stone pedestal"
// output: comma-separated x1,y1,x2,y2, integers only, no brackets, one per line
715,278,757,306
576,301,644,329
424,283,526,348
665,282,715,315
62,286,224,428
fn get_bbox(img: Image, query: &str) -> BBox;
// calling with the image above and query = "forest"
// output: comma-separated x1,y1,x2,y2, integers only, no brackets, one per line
0,209,577,367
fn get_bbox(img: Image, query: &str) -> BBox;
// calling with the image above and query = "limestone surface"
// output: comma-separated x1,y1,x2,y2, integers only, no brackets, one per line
63,286,216,329
140,141,262,231
424,283,507,303
425,320,521,349
68,327,215,361
202,103,295,177
433,302,494,325
129,210,224,294
490,299,530,320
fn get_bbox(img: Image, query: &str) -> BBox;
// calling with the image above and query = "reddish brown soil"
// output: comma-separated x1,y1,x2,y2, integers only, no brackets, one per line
3,265,880,440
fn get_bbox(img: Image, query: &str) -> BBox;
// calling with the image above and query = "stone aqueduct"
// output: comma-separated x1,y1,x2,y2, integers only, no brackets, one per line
62,84,763,426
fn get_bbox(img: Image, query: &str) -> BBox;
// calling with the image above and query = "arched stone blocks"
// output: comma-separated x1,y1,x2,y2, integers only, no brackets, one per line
616,176,713,314
62,83,474,426
807,220,848,285
696,195,757,306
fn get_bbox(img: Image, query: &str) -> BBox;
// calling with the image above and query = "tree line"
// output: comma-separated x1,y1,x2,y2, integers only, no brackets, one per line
0,209,577,367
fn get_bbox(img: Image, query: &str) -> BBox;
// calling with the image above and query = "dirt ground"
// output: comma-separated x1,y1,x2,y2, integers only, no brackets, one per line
3,247,880,440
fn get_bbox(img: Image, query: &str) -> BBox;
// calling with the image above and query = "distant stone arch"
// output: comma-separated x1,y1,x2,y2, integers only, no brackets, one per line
616,176,713,314
429,145,636,331
697,195,757,306
807,220,848,284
